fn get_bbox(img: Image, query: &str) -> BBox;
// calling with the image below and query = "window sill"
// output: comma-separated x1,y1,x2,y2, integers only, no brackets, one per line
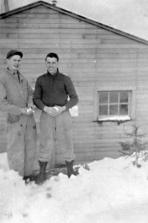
94,116,131,125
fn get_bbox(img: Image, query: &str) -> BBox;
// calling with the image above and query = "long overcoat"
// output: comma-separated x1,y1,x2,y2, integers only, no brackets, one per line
0,68,37,176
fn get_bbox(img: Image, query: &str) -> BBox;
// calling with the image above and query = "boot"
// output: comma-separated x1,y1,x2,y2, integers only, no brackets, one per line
23,175,35,184
36,161,48,185
65,160,78,178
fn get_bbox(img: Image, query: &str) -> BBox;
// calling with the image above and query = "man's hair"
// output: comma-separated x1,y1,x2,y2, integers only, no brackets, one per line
45,52,59,61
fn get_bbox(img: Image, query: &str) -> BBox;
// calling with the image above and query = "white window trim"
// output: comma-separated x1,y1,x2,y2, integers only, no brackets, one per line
98,115,131,122
94,86,136,122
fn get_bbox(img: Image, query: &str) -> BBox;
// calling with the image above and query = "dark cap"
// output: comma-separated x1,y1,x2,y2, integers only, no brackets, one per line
6,49,23,59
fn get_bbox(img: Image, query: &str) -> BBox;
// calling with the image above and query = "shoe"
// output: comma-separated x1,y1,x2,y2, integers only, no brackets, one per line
65,160,79,178
23,175,36,184
35,161,48,185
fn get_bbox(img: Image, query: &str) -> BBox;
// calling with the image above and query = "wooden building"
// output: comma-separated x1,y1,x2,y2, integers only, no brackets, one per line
0,0,148,163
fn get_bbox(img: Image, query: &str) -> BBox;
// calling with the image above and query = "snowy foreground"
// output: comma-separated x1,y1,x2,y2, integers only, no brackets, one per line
1,153,148,223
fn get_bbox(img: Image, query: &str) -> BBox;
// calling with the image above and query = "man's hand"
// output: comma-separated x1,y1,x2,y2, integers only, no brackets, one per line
43,106,57,117
44,106,66,117
28,103,36,110
20,107,34,115
54,106,66,114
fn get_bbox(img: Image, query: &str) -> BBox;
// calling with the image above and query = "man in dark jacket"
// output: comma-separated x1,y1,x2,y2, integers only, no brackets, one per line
33,52,79,184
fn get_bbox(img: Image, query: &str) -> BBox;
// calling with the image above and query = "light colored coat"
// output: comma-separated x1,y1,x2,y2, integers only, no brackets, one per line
0,68,37,176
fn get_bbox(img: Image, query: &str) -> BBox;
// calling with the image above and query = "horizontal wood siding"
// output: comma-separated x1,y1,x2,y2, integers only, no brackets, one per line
0,5,148,163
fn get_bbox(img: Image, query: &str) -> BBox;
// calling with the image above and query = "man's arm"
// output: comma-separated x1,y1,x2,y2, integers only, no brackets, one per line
64,76,79,110
0,78,22,115
33,77,45,110
0,77,34,115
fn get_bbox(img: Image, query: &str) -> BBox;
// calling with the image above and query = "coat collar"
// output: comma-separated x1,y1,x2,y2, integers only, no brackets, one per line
47,69,60,78
6,67,24,83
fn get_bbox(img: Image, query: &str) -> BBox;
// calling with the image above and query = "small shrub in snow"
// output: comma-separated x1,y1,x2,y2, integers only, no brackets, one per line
119,125,148,168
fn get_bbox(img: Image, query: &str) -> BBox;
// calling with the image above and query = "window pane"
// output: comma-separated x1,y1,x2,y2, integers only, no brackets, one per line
98,90,130,118
120,92,128,103
109,105,118,115
99,105,108,115
120,104,128,115
99,92,108,103
110,92,118,103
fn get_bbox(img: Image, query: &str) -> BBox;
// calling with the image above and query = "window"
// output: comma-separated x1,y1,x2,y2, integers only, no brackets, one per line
98,91,131,121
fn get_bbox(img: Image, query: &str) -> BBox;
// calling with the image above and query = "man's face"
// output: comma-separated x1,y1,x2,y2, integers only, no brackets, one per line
45,57,58,75
7,55,22,72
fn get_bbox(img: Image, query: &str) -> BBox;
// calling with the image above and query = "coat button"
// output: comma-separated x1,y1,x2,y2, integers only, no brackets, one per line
33,125,36,129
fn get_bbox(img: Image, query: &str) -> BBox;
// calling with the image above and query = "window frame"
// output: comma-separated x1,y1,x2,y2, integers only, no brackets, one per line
96,90,133,122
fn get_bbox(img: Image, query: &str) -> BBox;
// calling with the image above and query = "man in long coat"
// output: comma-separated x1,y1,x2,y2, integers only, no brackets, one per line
0,49,37,179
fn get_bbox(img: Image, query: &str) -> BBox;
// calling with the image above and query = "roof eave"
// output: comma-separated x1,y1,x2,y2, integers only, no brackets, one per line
0,0,148,45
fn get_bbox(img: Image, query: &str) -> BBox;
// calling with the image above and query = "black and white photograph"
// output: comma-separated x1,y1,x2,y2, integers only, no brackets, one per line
1,0,148,222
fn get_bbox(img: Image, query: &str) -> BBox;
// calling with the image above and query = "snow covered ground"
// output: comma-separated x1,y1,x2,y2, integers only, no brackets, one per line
1,152,148,223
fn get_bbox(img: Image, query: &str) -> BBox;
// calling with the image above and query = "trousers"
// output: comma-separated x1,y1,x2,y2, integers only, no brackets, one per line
39,110,75,165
